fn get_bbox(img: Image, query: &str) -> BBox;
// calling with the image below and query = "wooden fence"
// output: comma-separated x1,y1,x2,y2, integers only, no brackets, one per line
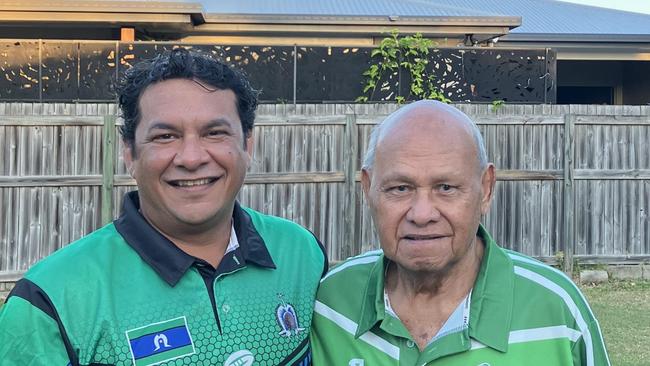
1,103,649,282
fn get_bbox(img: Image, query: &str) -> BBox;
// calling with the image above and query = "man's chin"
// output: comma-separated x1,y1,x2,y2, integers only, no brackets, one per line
175,212,226,228
394,257,458,276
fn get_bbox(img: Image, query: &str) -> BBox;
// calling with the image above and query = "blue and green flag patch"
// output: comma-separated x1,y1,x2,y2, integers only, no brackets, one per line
126,316,195,366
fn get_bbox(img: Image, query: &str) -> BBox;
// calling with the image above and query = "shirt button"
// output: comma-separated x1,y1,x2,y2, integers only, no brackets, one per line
222,304,231,313
406,340,415,348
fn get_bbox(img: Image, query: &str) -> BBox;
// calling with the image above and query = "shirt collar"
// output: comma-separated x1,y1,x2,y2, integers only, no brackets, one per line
354,225,514,353
114,191,275,287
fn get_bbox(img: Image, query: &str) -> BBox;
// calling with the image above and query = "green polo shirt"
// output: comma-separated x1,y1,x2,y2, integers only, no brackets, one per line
311,225,610,366
0,191,327,366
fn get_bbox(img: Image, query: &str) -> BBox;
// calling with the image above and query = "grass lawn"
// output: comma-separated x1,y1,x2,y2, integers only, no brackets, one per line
581,280,650,366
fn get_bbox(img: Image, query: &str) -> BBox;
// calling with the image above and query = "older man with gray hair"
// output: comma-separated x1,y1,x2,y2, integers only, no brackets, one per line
310,100,609,365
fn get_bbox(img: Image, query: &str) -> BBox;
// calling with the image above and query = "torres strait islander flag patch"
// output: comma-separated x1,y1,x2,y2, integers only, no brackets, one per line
125,316,195,366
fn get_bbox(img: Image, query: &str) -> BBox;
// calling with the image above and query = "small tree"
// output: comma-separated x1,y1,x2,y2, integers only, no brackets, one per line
357,30,450,104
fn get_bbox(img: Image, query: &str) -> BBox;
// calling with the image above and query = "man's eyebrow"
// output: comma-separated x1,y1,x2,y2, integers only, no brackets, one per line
204,118,235,129
147,122,179,132
146,118,234,132
379,173,412,183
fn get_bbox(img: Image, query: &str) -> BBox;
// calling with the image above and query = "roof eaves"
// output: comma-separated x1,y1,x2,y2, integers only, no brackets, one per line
0,0,204,13
202,13,521,28
0,10,194,25
502,33,650,43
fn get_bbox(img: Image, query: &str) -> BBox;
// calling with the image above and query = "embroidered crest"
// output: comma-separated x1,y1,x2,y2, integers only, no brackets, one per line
275,293,305,337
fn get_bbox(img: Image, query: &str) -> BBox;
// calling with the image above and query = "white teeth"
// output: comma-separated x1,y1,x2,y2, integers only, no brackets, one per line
175,178,212,187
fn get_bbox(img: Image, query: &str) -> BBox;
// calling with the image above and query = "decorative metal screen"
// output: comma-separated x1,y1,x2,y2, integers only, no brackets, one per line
0,41,556,104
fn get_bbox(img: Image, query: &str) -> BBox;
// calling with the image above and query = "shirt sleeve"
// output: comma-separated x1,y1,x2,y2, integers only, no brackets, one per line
0,279,76,366
308,231,329,278
571,317,611,366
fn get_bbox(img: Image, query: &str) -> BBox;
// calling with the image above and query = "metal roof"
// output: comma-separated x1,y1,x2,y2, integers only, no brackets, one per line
1,0,649,43
197,0,650,38
454,0,650,38
201,0,501,17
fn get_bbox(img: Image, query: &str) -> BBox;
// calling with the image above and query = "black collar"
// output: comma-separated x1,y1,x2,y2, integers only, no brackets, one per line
114,191,275,286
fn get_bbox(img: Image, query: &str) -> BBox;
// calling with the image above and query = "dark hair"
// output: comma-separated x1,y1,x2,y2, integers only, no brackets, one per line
116,48,258,148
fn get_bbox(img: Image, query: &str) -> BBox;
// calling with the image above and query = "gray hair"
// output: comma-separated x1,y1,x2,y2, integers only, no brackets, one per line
361,103,488,171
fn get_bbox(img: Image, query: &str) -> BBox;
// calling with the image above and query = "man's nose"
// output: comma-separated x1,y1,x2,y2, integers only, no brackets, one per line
406,190,441,226
173,137,210,170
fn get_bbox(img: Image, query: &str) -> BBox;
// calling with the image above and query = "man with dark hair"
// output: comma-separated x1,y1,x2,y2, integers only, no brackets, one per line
0,48,327,365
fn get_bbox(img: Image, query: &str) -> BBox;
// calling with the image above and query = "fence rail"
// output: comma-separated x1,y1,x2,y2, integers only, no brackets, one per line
1,103,649,280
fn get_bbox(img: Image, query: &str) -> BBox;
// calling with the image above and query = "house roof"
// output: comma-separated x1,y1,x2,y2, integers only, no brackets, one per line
194,0,520,43
2,0,649,38
0,0,201,30
195,0,650,39
190,0,650,60
0,0,520,43
1,0,649,58
202,0,501,17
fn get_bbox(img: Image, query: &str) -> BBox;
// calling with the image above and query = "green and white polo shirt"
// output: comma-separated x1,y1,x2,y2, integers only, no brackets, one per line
311,225,610,366
0,191,327,365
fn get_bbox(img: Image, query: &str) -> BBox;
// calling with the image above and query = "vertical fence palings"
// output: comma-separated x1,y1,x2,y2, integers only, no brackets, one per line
0,103,650,281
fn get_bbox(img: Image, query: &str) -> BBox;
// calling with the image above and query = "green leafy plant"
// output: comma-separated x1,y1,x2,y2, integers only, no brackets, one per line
356,30,450,104
491,99,505,112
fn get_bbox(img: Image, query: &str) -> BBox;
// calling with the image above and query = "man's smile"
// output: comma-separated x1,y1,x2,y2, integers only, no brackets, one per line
167,177,220,188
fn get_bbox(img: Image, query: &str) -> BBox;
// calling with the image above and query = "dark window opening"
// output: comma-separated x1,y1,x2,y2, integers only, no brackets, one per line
557,86,613,104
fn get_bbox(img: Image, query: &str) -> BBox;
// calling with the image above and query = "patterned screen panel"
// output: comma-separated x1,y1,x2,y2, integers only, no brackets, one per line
0,42,557,104
79,43,118,101
0,41,40,101
41,42,79,101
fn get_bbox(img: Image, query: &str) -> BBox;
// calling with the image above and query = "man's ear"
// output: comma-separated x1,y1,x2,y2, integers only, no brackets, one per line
480,163,496,215
361,168,372,197
244,133,254,168
123,141,136,178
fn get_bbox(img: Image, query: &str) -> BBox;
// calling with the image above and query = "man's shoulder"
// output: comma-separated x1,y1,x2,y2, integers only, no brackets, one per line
318,250,383,298
504,249,595,320
322,250,383,283
243,206,313,237
24,223,126,285
242,206,324,254
242,206,327,273
505,249,578,292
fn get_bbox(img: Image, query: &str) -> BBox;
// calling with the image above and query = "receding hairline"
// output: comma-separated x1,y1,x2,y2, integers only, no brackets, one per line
379,101,475,141
362,100,488,171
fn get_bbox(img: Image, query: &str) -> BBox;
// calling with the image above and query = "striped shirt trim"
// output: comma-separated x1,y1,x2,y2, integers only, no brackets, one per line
314,300,400,360
470,325,582,350
508,252,611,366
513,265,597,366
321,250,382,282
508,253,596,318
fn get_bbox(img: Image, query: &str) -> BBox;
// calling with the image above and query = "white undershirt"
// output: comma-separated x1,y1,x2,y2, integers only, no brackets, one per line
225,223,240,254
384,289,472,346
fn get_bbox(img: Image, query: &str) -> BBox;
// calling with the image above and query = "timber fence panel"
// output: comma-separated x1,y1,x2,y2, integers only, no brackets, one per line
0,103,113,275
2,102,650,280
573,109,650,260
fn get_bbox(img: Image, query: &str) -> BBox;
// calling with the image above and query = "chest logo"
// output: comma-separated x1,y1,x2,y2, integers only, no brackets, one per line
125,316,195,366
224,350,255,366
275,293,305,337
